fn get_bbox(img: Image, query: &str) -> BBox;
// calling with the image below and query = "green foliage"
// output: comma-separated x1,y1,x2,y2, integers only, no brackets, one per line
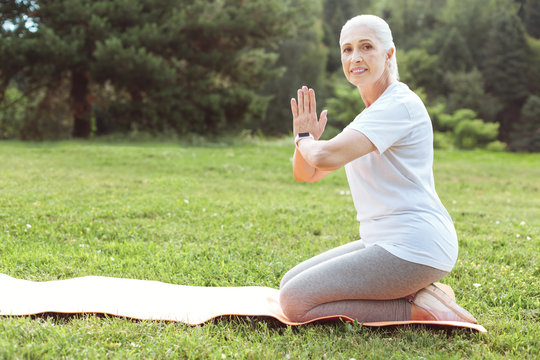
482,8,529,103
323,79,365,138
1,0,539,151
510,94,540,151
485,140,508,152
438,109,502,150
1,0,313,138
454,119,500,150
523,0,540,38
262,0,327,135
443,69,502,123
0,87,27,139
437,27,475,73
433,131,454,150
481,4,530,142
398,48,440,97
370,0,445,50
19,78,73,141
525,35,540,95
434,0,493,63
0,80,72,141
322,0,372,73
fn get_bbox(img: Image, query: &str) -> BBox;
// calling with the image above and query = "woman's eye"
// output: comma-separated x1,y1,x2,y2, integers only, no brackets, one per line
343,47,352,53
362,44,372,50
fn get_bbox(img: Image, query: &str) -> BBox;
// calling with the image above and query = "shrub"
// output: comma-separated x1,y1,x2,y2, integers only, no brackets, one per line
454,118,499,149
510,95,540,152
0,87,28,139
485,140,507,152
433,131,454,150
437,108,503,150
323,80,365,139
19,83,73,141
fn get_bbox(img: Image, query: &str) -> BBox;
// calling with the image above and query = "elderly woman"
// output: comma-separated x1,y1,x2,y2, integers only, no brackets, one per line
279,15,477,324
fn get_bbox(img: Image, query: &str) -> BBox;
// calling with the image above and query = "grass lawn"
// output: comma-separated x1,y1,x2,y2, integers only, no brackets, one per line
0,139,538,359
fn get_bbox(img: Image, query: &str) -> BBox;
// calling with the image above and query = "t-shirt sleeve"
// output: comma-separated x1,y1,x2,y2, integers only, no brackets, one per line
345,101,414,154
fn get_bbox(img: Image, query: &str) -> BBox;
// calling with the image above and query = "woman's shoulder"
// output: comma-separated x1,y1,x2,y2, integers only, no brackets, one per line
383,82,429,119
352,83,429,127
386,82,423,105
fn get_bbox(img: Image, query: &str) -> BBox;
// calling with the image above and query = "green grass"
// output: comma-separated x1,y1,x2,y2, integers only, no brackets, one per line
0,140,538,359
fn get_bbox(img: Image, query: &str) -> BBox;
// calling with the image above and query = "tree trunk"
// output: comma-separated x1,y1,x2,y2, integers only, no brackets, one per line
71,68,92,138
498,97,527,144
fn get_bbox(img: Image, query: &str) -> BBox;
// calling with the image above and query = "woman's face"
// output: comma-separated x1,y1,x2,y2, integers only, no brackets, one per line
340,24,393,88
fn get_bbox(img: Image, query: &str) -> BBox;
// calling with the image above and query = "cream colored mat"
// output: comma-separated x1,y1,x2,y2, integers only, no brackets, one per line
0,274,486,332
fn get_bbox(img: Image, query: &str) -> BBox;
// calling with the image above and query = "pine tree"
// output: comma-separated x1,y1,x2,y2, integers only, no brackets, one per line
435,0,491,63
262,0,327,135
0,0,34,103
322,0,372,74
437,27,474,73
443,69,502,123
482,9,530,142
524,0,540,38
511,95,540,151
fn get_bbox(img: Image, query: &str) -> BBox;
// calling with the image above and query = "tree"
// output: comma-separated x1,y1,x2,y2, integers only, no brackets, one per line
437,28,474,73
0,0,36,103
262,2,328,135
324,78,365,137
370,0,446,50
322,0,372,74
482,7,530,142
398,48,440,98
0,87,27,139
525,35,540,96
435,0,493,64
523,0,540,38
443,69,502,123
1,0,312,138
510,95,540,151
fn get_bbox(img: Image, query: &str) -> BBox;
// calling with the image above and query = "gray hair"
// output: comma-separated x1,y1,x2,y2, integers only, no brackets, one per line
340,15,399,81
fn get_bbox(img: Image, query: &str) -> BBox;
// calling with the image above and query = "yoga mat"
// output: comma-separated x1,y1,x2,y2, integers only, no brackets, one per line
0,273,486,333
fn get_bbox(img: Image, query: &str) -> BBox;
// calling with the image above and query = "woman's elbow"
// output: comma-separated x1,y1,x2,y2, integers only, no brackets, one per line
293,169,318,183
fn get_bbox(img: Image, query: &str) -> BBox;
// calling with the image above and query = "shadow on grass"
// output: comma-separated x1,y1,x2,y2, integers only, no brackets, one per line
10,312,480,338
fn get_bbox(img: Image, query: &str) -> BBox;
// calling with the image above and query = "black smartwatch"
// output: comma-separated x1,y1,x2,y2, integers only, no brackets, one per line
295,132,314,146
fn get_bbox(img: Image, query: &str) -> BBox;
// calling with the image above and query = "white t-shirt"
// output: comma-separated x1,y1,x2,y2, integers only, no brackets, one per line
344,82,457,271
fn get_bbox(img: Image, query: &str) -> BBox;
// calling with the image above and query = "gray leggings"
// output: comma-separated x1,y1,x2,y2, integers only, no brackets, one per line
279,240,448,322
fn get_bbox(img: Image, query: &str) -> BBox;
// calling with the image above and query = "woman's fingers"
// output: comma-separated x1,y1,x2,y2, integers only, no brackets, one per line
290,98,298,119
302,86,309,115
297,89,303,115
309,88,316,115
319,109,328,133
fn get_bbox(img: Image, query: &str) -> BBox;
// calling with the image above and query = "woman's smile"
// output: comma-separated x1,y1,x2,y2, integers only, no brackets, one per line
350,66,368,75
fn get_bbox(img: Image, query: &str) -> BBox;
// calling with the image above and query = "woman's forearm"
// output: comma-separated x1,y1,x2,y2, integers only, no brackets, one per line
293,145,333,182
293,148,316,181
296,130,376,173
293,149,329,182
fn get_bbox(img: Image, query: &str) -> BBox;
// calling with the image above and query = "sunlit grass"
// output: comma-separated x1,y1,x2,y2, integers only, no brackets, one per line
0,140,538,359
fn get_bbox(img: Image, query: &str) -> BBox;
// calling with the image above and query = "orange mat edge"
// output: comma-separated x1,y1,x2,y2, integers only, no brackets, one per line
1,309,486,333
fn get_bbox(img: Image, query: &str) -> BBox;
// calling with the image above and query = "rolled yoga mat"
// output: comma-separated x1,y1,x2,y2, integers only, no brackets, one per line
0,273,486,333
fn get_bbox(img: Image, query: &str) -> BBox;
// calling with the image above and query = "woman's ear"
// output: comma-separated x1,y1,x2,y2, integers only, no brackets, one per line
387,48,395,61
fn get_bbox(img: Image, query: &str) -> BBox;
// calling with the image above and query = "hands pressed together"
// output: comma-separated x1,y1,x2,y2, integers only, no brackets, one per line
291,86,327,140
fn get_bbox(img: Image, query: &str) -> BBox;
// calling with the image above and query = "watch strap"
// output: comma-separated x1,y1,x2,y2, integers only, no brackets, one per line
295,132,314,146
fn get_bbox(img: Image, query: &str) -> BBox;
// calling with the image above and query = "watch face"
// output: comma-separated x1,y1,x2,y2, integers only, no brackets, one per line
298,132,311,137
